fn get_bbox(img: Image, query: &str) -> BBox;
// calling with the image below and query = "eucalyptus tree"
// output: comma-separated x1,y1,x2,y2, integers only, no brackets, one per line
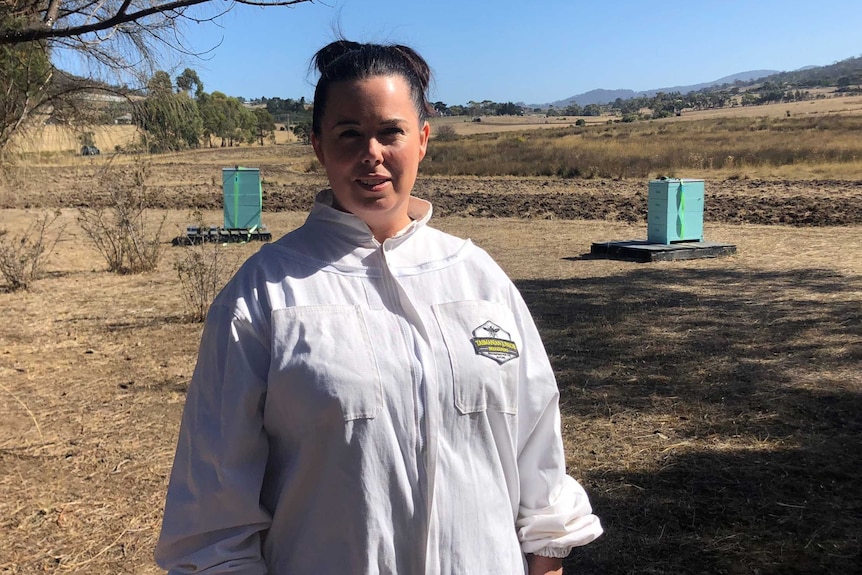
0,18,52,152
252,107,274,145
133,71,202,152
0,0,314,155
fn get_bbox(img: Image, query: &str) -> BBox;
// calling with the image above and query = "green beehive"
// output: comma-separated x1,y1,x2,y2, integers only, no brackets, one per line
647,178,704,244
222,167,263,230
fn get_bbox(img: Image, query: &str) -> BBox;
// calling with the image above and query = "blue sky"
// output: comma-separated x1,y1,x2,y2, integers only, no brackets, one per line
127,0,862,105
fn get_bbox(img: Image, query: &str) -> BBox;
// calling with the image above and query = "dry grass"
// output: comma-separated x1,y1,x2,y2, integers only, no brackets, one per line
424,115,862,180
427,92,862,137
1,206,860,574
10,90,862,156
7,123,297,156
0,209,288,574
7,125,140,155
457,220,862,574
430,114,605,135
676,92,862,121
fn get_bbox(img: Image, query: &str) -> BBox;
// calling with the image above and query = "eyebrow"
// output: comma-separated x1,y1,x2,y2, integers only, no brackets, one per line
331,118,407,128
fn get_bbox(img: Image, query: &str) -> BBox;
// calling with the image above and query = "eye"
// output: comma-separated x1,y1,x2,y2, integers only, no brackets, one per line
338,128,361,138
380,127,405,139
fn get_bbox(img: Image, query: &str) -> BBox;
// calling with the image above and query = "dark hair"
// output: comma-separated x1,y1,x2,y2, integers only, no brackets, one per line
311,40,433,135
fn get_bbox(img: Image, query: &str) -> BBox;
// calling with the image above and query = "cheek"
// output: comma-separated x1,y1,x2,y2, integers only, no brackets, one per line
323,147,355,170
391,146,419,169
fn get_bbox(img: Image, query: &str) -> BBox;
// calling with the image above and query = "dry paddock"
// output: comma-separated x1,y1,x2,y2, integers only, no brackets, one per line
1,198,860,573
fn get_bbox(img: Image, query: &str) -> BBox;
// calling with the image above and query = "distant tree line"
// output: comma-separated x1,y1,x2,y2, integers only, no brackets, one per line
127,54,862,152
259,97,312,139
542,83,818,122
547,56,862,122
432,100,525,117
134,69,281,152
606,83,813,120
427,81,818,124
430,56,862,124
767,55,862,89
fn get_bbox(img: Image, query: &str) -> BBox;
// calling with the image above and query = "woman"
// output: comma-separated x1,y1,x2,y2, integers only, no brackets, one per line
156,40,602,574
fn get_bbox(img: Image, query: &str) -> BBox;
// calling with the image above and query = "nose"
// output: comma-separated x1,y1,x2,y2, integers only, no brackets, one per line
362,138,383,166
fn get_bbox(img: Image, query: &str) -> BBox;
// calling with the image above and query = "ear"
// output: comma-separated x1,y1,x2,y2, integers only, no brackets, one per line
418,121,430,162
311,132,325,166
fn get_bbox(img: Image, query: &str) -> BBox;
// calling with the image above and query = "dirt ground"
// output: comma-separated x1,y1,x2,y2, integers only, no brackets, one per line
4,146,862,228
1,148,861,574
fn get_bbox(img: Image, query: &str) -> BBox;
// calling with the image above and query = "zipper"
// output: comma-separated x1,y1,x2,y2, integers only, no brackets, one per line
378,245,431,572
379,248,425,452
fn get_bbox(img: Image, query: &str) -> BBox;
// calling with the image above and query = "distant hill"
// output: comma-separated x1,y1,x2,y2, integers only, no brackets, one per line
542,56,862,109
548,70,779,108
764,56,862,87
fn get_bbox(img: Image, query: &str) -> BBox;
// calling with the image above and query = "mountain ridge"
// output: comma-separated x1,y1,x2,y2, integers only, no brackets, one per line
544,69,781,108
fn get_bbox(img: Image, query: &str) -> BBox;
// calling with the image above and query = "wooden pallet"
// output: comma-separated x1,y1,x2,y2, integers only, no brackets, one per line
171,227,273,246
590,240,737,262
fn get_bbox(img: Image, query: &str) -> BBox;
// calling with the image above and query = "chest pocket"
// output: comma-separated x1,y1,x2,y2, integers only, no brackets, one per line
269,305,382,432
433,300,520,415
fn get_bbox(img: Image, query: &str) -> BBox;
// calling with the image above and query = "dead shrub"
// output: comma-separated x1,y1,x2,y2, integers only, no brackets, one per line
434,123,458,142
0,210,64,290
173,242,235,322
77,161,166,274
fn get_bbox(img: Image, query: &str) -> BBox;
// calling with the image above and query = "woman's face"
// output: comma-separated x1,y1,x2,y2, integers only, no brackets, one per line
312,75,430,241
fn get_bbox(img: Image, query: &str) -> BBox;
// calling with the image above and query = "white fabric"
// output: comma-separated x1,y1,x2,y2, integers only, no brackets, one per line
155,190,602,574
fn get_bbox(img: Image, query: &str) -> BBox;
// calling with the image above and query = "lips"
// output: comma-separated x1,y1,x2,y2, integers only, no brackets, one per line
356,177,391,191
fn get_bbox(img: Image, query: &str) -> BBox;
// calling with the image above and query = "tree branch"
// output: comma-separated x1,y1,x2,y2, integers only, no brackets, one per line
1,0,314,44
117,0,134,17
44,0,63,26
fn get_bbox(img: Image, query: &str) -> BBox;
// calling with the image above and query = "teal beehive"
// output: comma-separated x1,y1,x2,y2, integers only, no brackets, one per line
222,167,263,230
647,178,704,244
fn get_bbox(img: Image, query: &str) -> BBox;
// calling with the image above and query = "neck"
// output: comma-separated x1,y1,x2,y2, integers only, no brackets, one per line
329,194,413,243
370,215,413,243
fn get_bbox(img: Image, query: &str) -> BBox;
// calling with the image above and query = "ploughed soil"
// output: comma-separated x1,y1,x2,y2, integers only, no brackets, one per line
4,151,862,226
415,178,862,226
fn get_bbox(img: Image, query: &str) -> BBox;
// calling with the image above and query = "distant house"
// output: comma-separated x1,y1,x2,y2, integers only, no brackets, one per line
81,92,127,103
114,113,133,125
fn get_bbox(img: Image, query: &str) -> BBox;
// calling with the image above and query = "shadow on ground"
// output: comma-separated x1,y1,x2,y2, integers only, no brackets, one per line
515,266,861,575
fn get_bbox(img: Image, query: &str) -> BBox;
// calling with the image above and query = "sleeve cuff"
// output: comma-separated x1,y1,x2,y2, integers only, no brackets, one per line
517,475,603,554
530,545,573,559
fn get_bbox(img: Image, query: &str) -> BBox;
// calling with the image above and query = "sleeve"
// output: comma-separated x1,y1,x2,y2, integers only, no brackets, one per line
155,301,273,574
508,286,603,558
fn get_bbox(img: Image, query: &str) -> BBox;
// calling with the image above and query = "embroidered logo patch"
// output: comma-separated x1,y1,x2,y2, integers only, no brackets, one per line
471,321,519,364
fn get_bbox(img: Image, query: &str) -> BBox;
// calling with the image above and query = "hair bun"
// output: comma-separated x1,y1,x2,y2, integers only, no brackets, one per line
313,40,362,74
392,45,431,94
310,39,434,134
